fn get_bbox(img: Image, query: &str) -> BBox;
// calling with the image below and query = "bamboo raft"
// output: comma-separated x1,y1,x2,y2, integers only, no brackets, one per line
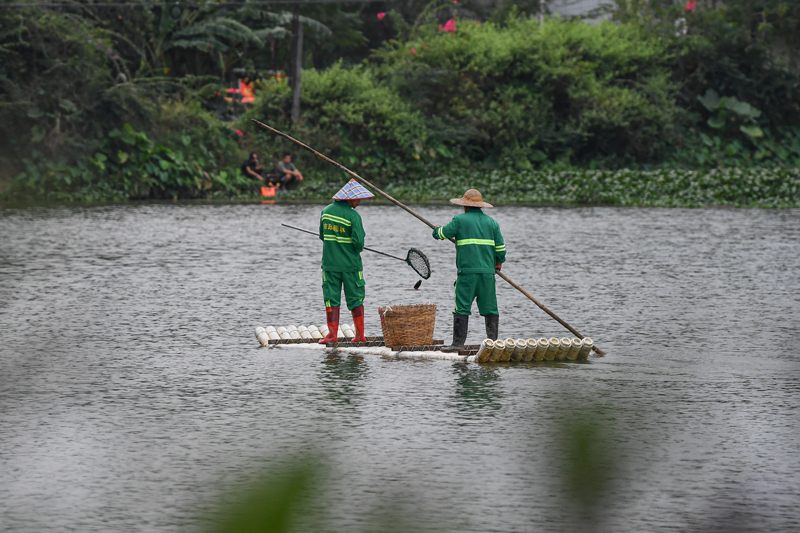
254,325,593,364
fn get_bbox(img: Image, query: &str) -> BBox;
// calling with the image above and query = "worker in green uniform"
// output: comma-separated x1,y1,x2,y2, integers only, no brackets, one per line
432,189,506,347
318,179,375,344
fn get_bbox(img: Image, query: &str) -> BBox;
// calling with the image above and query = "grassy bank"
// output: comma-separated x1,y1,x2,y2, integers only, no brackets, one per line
275,168,800,208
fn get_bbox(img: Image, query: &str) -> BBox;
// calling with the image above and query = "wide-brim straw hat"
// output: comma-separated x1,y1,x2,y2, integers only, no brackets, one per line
332,179,375,200
450,189,493,208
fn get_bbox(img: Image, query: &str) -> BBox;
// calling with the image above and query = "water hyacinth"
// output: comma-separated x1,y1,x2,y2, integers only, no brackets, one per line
280,168,800,208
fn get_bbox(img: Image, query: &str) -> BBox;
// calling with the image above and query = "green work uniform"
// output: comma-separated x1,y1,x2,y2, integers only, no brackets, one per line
319,200,366,310
432,208,506,315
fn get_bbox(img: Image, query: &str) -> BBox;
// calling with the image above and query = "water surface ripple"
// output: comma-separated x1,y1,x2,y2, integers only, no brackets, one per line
1,204,799,532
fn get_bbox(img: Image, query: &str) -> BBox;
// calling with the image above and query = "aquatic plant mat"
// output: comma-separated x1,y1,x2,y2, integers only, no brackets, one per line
277,168,800,208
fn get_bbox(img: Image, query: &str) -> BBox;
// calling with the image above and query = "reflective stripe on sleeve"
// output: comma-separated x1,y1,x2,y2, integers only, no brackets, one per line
321,214,351,226
437,227,445,239
495,245,506,252
456,238,495,246
324,236,354,243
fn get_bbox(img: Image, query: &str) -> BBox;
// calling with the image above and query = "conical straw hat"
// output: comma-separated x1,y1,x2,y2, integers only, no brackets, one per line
450,189,493,208
332,179,375,200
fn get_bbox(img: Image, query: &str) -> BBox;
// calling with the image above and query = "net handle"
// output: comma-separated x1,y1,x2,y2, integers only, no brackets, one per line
363,245,405,262
281,223,406,261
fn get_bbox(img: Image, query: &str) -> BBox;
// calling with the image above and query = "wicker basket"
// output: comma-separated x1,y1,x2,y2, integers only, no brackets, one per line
378,304,436,347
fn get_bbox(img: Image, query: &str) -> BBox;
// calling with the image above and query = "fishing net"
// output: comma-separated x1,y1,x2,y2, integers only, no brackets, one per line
405,248,431,279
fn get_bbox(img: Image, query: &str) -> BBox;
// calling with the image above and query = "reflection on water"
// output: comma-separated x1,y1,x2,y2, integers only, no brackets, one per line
320,353,368,406
452,365,501,413
1,204,799,532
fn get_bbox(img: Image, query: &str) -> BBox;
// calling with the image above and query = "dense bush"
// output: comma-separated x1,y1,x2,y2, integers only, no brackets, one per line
151,100,245,172
242,63,429,183
615,0,800,168
10,123,251,202
0,7,249,200
372,16,679,169
0,9,139,183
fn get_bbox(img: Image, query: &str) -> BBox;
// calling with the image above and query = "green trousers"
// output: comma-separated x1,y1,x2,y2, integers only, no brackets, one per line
322,270,365,310
454,273,498,315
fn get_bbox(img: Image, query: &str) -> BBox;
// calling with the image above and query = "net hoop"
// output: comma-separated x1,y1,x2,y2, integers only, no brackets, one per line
406,248,431,280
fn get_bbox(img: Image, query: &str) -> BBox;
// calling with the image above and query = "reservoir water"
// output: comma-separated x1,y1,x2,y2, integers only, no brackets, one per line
1,204,799,532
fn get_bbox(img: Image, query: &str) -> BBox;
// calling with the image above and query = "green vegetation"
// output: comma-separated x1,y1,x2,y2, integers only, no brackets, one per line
1,0,799,204
277,168,800,208
244,63,429,181
372,16,679,169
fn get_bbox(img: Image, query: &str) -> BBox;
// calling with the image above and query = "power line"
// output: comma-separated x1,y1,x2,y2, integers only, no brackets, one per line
1,0,391,7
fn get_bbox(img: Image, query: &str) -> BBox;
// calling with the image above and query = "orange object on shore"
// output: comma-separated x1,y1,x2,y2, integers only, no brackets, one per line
222,79,254,104
261,186,276,197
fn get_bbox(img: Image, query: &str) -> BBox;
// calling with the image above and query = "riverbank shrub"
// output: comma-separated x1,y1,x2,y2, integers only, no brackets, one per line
614,0,800,168
8,123,251,202
0,8,248,199
241,63,429,184
0,9,137,185
372,16,679,169
151,100,246,172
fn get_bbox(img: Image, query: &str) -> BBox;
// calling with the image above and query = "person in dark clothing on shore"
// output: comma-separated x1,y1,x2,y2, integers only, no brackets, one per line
241,152,265,183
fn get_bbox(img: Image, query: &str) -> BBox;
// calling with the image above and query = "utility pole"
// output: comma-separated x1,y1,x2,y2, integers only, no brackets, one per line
539,0,545,24
290,1,303,123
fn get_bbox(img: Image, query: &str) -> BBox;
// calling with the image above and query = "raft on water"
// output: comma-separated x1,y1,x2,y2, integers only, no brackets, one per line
254,326,593,364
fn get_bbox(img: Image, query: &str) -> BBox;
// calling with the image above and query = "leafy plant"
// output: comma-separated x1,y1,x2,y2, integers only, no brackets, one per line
697,89,763,140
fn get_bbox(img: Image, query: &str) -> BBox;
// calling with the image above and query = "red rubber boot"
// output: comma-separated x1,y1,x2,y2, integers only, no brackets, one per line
351,305,367,343
318,306,340,344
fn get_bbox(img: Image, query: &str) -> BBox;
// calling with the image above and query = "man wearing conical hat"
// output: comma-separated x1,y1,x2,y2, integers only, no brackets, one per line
432,189,506,347
317,179,375,344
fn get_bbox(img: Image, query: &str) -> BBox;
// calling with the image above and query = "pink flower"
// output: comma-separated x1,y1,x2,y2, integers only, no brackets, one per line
410,48,417,54
377,12,385,20
453,0,458,3
439,18,457,33
685,0,697,12
235,129,243,136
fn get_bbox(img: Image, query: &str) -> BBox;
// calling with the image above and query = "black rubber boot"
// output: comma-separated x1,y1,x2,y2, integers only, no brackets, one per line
485,314,499,341
451,313,469,348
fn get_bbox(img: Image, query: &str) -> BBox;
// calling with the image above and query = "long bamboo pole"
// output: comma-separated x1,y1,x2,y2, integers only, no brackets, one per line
495,271,603,353
251,118,606,356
